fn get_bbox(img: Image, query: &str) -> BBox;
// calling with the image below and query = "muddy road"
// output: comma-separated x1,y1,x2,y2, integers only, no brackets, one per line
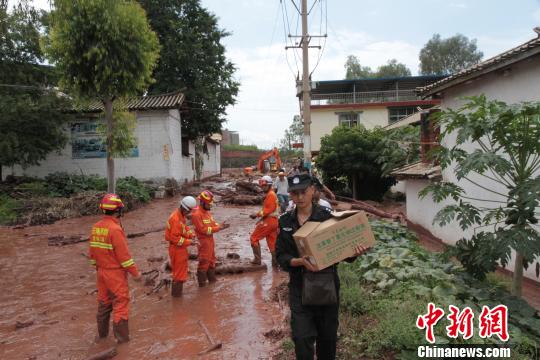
0,181,288,359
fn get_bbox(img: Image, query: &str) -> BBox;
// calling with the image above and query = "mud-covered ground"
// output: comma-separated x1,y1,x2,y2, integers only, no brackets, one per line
0,179,289,359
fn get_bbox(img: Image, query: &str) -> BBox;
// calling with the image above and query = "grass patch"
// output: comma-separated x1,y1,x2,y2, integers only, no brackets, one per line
0,195,19,225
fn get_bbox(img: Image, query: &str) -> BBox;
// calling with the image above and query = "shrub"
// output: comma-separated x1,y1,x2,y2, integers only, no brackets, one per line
0,195,19,225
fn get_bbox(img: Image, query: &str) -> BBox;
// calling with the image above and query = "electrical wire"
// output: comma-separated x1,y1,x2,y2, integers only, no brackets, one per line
281,0,299,78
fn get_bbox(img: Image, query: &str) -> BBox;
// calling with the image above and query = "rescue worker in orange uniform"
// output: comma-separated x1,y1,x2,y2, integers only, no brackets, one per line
89,194,142,343
191,190,230,286
249,175,280,267
165,196,197,297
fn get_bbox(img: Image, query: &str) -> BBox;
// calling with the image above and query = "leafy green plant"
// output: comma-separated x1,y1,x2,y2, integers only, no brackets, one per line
116,176,150,203
44,172,107,197
0,195,19,225
377,125,420,176
419,96,540,297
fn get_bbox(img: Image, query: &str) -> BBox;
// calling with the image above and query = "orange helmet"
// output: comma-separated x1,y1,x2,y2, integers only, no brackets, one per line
198,190,214,205
99,193,124,212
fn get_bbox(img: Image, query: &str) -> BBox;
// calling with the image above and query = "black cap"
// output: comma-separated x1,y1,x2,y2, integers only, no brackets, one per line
287,173,313,191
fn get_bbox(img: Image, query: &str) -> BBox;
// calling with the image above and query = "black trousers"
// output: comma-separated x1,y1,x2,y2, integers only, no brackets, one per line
289,289,339,360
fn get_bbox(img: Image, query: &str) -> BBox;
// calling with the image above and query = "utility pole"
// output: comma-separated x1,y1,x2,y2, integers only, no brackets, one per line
300,0,312,171
286,1,324,172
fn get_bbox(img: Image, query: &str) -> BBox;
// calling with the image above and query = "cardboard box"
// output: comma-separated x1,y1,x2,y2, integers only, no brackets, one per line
293,210,376,271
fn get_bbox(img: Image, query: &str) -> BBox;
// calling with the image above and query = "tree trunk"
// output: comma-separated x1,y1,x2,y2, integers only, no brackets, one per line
0,163,2,182
352,174,358,200
104,98,115,193
511,251,524,297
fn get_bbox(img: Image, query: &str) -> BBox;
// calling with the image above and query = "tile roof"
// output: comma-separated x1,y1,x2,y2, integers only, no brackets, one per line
391,161,441,181
72,90,185,113
419,34,540,97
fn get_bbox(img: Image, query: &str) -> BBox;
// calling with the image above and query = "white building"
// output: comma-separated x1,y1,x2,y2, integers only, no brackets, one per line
3,91,221,184
308,75,444,155
394,33,540,282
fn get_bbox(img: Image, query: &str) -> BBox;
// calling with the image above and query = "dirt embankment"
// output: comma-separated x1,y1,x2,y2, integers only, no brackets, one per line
0,177,289,360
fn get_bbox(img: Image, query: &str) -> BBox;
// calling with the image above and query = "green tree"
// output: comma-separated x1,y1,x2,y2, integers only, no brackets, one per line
138,0,239,140
280,115,303,151
419,34,483,75
419,96,540,297
378,125,420,176
344,55,373,79
0,1,72,181
46,0,160,192
375,59,411,78
317,125,396,200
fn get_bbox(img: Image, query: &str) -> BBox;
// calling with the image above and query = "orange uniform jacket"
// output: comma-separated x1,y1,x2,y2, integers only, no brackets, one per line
89,216,138,276
250,190,279,250
89,216,138,322
165,209,195,282
191,206,221,271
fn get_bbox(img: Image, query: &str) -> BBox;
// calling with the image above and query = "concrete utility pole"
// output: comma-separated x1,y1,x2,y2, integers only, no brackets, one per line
301,0,312,171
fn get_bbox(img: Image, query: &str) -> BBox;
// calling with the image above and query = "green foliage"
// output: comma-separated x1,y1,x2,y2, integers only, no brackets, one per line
44,172,107,197
0,194,19,225
279,115,303,151
96,104,138,158
139,0,239,139
419,96,540,289
377,125,420,176
0,2,73,172
419,33,483,75
116,176,150,203
336,220,540,357
46,0,160,99
222,144,259,152
317,125,396,200
344,56,411,79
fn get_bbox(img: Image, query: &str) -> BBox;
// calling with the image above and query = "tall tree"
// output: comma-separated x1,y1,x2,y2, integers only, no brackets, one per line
45,0,159,192
344,55,373,79
0,1,72,181
419,34,483,75
420,96,540,297
375,59,411,77
138,0,239,140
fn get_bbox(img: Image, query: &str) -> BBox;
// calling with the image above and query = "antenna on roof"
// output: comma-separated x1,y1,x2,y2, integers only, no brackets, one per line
534,27,540,37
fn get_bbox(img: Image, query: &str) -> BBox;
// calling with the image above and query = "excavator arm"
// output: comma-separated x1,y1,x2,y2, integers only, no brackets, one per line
257,147,282,172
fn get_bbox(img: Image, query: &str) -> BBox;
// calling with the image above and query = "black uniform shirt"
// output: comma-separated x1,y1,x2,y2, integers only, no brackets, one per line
275,204,333,288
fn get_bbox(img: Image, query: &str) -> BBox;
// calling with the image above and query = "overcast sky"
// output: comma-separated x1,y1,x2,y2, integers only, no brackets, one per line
15,0,540,148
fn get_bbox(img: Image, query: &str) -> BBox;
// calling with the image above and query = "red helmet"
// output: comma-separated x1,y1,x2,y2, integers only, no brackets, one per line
198,190,214,205
99,193,125,212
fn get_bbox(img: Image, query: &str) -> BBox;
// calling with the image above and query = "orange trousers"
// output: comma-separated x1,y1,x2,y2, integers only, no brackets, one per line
250,217,279,251
198,236,216,271
169,246,189,282
96,268,129,323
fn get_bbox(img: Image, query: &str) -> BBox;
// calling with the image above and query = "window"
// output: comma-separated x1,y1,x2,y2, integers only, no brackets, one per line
338,113,360,128
388,106,417,124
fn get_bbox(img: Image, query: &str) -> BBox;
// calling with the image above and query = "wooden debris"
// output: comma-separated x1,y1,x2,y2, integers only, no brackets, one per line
15,320,34,330
146,256,164,263
226,252,240,259
85,346,118,360
215,263,267,275
197,320,222,355
235,180,262,194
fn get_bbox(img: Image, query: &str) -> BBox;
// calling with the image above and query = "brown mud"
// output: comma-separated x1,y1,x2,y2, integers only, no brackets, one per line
0,179,287,359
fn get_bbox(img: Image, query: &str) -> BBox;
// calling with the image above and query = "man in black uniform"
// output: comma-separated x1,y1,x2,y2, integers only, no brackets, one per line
276,174,368,360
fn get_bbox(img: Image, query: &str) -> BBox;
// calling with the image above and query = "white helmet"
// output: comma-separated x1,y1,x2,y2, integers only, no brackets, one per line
180,196,197,211
259,175,273,187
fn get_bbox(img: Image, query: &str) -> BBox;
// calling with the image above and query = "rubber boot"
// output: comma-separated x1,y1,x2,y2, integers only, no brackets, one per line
197,271,208,287
207,268,217,283
113,319,130,343
250,244,262,265
171,281,183,297
96,301,112,338
270,251,278,268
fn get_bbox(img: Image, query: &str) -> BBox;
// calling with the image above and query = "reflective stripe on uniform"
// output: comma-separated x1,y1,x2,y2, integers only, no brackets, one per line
121,258,135,268
177,237,186,246
207,227,212,235
89,259,96,266
202,219,211,224
90,241,113,250
167,221,171,229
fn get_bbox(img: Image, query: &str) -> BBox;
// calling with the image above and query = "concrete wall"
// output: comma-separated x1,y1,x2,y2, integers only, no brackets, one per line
405,56,540,281
201,141,221,179
4,109,201,184
311,107,389,151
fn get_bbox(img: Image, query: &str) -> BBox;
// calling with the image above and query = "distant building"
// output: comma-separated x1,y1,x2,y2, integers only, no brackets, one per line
306,75,445,155
3,91,221,183
221,129,240,146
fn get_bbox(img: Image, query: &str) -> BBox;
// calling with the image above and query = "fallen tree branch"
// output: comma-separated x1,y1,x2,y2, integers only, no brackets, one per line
85,346,117,360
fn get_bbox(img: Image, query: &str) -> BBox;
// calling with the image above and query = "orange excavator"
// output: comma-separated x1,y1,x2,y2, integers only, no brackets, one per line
258,147,282,173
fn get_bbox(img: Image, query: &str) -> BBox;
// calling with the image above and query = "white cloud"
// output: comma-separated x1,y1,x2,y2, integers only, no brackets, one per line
223,30,421,148
449,2,468,9
533,8,540,22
